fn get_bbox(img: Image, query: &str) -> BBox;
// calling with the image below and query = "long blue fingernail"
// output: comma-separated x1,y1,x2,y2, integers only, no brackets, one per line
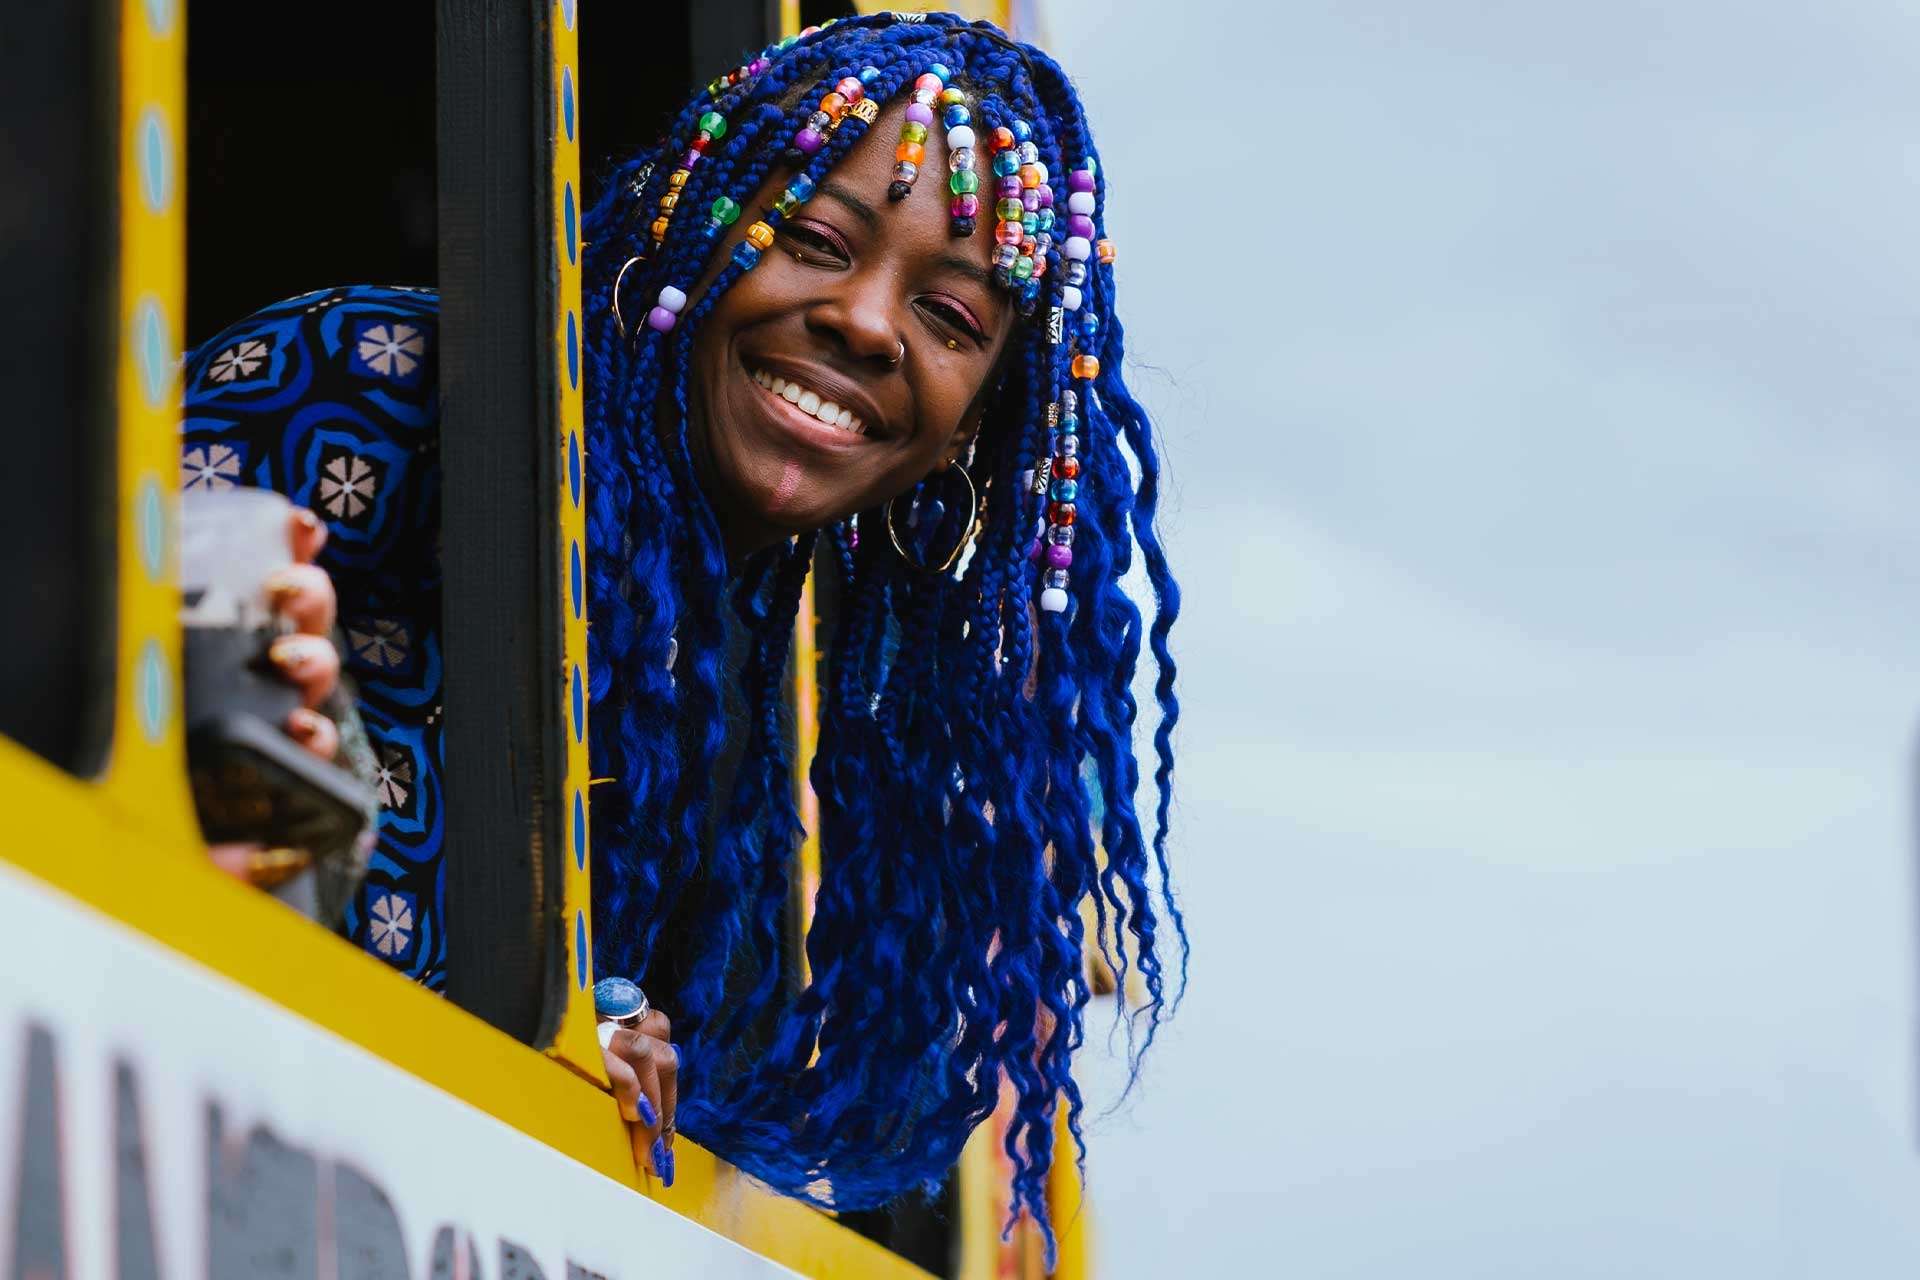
651,1138,668,1179
663,1148,676,1188
637,1095,657,1128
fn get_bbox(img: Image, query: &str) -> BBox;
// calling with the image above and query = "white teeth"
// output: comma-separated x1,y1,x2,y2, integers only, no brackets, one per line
751,365,866,435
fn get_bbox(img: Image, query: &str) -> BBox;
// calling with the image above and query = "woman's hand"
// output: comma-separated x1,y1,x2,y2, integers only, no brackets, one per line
207,506,343,881
266,506,341,754
601,1008,679,1187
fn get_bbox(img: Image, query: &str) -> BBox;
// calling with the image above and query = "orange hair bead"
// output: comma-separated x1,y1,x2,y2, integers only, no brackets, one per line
821,92,847,116
1071,354,1101,380
659,192,679,211
989,126,1016,152
650,216,670,240
745,221,775,251
895,141,925,166
1019,163,1042,189
667,169,689,190
1096,238,1116,264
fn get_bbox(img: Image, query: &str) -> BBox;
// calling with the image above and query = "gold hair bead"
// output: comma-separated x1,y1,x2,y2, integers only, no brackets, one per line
850,97,880,125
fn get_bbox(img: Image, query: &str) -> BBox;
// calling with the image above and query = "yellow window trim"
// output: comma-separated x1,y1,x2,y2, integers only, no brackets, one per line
0,741,928,1278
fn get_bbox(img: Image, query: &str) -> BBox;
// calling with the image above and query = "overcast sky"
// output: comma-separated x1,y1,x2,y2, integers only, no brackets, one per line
1042,2,1920,1275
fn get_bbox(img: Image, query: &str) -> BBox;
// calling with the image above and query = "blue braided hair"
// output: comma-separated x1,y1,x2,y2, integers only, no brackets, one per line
578,12,1183,1247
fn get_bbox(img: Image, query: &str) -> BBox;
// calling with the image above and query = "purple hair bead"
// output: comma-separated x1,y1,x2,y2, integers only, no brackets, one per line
683,150,702,168
1045,543,1073,569
1068,214,1095,240
997,176,1023,198
1036,185,1055,209
646,305,678,333
794,127,825,154
904,101,934,125
1022,189,1041,213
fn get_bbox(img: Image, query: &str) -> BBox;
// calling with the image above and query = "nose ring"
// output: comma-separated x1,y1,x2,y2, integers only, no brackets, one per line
888,340,905,367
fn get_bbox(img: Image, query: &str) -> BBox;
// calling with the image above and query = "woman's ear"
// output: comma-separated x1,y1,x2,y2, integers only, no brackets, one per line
941,409,985,471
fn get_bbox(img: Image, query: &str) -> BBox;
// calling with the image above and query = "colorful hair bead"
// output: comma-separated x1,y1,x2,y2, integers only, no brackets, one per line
648,108,733,251
889,65,949,201
1037,158,1102,615
704,195,741,238
938,87,979,237
792,69,867,158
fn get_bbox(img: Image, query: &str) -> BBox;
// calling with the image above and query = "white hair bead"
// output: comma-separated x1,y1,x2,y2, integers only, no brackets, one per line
1067,191,1096,216
658,285,688,313
1039,587,1070,613
1063,236,1092,261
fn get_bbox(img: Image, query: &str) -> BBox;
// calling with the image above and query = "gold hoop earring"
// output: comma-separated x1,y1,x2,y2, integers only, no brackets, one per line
610,255,643,339
884,462,981,575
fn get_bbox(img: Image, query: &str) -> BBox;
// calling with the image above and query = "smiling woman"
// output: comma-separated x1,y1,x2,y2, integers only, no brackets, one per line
692,130,1016,551
180,9,1182,1252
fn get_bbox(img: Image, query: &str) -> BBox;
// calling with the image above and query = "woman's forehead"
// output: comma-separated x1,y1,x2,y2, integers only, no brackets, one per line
789,96,999,274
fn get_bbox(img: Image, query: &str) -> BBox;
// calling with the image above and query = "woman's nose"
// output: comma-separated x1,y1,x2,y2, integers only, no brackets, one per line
809,275,904,367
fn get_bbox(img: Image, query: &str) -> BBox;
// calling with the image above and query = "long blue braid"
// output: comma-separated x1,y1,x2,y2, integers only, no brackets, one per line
578,13,1183,1246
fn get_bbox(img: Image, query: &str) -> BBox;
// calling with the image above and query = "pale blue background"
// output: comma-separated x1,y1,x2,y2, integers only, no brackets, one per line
1045,2,1920,1274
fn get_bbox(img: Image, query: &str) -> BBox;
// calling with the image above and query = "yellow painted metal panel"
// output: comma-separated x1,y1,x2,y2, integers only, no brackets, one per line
104,0,197,848
852,0,1015,27
1047,1101,1091,1280
542,0,606,1081
0,739,928,1278
791,572,822,987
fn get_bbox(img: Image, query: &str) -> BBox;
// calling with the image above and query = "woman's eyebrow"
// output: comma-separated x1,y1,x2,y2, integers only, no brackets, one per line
815,180,994,291
816,180,880,231
930,253,994,292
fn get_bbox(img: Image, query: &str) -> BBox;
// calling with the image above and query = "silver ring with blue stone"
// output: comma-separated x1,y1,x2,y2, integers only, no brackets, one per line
593,975,651,1029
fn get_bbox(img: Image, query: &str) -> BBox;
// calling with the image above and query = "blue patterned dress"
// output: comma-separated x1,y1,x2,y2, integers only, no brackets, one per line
181,285,448,987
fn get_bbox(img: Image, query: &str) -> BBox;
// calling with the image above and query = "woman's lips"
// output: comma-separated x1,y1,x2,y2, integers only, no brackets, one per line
749,364,866,434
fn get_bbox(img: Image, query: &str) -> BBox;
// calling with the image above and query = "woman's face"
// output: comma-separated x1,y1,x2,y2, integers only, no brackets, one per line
687,97,1017,555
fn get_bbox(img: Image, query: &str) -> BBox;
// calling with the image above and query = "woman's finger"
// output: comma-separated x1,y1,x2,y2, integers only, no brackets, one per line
631,1011,677,1165
287,507,328,565
657,1039,679,1154
284,708,338,761
207,842,263,882
266,564,337,636
602,1038,644,1125
605,1028,670,1184
268,635,340,708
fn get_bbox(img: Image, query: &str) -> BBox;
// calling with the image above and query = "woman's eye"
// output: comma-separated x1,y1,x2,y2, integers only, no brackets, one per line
922,300,982,342
779,224,845,264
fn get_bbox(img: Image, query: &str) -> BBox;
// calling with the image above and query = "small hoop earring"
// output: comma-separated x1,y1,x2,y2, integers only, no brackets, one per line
610,255,643,340
884,462,981,575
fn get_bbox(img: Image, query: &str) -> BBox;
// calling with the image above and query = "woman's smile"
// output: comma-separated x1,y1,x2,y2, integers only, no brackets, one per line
739,351,888,450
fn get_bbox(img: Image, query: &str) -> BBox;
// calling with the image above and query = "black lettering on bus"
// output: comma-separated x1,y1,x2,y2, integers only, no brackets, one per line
113,1060,161,1280
334,1162,413,1278
499,1241,547,1280
206,1103,319,1279
431,1227,484,1280
10,1025,66,1280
